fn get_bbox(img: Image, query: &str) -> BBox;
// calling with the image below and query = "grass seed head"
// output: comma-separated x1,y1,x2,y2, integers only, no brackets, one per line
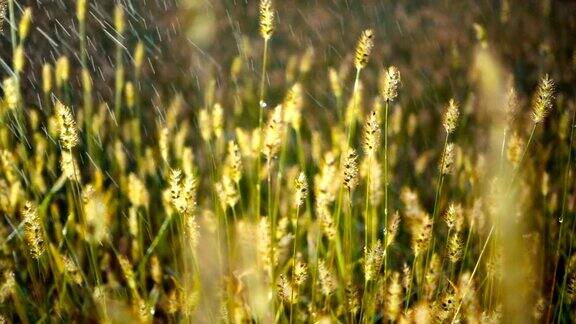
259,0,275,40
363,240,384,281
114,4,125,34
3,77,18,109
381,66,401,102
22,201,45,259
531,74,555,123
14,45,25,72
294,171,308,208
42,63,52,94
343,149,359,191
77,0,87,22
55,100,79,150
363,109,381,158
18,7,32,41
56,56,70,87
226,140,243,183
318,260,336,296
440,143,455,175
443,99,460,135
386,272,402,321
354,29,374,70
263,105,284,160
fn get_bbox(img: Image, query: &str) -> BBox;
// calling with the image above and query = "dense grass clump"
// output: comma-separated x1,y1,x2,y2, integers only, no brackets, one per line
0,0,575,323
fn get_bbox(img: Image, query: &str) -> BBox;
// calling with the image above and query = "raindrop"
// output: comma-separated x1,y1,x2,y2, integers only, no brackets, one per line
259,100,267,109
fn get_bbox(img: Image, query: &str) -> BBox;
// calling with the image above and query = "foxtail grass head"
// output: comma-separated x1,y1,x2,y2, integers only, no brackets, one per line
77,0,87,23
55,100,79,150
22,202,45,259
443,99,459,135
259,0,275,40
114,4,125,34
0,1,6,33
134,41,145,70
363,109,381,158
343,148,359,192
354,29,374,70
294,171,308,208
3,77,18,109
531,74,555,123
381,66,401,102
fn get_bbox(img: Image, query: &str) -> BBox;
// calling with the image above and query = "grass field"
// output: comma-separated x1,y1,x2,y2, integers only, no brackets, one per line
0,0,575,322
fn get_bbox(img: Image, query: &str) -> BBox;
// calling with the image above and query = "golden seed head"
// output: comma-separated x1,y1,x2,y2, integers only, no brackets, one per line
77,0,87,22
168,169,198,215
81,69,92,95
505,86,518,125
216,175,239,209
182,147,196,176
507,132,524,168
134,41,145,70
448,233,463,263
263,105,284,160
363,109,381,157
293,261,308,286
531,74,555,123
443,99,459,134
0,271,16,303
150,255,162,285
22,201,45,259
277,274,295,303
346,283,360,314
259,0,275,40
169,169,185,214
62,255,82,284
363,240,384,282
318,260,337,296
198,109,212,142
440,142,455,175
114,5,125,34
294,171,308,208
226,140,243,183
381,66,401,102
117,255,137,292
128,173,149,207
159,126,169,162
185,215,199,250
56,56,70,87
354,29,374,70
328,67,342,98
212,103,224,139
411,214,432,256
283,83,303,130
55,100,79,149
317,201,336,240
125,81,135,109
14,45,25,72
386,272,402,321
0,2,6,34
343,149,359,191
18,7,32,41
444,203,460,230
567,276,576,302
42,63,52,94
3,77,18,109
60,150,80,181
257,217,275,276
385,212,400,248
230,56,242,81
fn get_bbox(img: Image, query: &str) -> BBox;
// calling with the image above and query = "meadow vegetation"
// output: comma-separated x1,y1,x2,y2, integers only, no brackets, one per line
0,0,574,323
